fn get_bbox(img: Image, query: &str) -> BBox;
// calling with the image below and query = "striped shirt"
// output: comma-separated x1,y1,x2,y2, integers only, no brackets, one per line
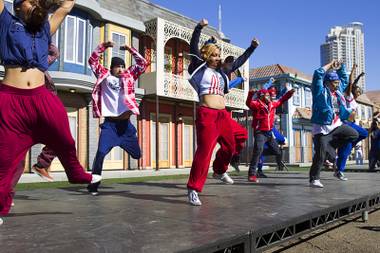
198,67,226,96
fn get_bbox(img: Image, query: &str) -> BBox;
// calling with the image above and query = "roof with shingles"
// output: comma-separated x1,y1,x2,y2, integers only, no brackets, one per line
250,64,312,82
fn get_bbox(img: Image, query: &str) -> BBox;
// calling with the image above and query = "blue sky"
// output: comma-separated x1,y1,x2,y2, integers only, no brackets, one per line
150,0,379,91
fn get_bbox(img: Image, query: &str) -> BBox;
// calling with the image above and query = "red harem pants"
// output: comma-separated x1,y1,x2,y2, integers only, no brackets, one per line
187,106,247,192
0,84,92,215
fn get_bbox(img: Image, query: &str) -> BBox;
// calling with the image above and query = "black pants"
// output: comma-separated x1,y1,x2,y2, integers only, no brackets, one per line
249,131,282,176
369,148,380,170
309,124,358,181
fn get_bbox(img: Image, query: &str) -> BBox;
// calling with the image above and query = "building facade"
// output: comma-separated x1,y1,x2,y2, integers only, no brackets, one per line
247,65,313,164
1,0,249,173
320,22,366,91
248,64,377,165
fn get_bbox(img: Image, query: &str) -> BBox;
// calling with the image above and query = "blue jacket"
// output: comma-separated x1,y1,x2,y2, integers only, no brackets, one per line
188,24,255,95
311,65,351,125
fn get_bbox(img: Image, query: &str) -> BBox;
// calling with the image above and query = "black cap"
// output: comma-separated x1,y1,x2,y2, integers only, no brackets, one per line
110,57,125,69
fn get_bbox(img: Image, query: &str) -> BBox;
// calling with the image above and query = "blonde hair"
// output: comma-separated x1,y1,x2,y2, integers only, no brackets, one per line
200,44,220,62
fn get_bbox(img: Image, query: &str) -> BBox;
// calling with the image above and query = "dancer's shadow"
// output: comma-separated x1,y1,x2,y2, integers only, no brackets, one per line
359,226,380,232
257,175,309,180
226,182,306,187
120,181,187,190
13,195,40,201
6,211,72,217
59,185,212,205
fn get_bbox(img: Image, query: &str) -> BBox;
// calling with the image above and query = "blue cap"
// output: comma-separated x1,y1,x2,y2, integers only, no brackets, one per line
204,36,217,46
13,0,25,9
324,71,340,82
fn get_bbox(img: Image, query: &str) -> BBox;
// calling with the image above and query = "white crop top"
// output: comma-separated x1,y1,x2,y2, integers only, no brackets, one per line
198,67,227,96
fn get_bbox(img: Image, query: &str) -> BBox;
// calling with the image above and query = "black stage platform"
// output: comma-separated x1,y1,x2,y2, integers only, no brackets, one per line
1,172,380,253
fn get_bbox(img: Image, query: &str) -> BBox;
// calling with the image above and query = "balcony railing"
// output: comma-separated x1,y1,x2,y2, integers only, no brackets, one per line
162,73,198,101
140,71,247,109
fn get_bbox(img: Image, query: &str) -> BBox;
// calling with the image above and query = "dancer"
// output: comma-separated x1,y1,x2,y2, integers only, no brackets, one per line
369,118,380,171
86,41,147,195
186,18,258,206
251,80,286,177
11,43,61,206
335,64,367,180
257,126,286,178
222,56,248,172
0,0,100,222
309,60,358,188
246,87,295,183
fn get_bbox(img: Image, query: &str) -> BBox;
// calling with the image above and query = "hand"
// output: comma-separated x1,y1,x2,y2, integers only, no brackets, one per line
199,19,208,27
332,60,342,70
289,89,296,95
60,0,75,9
251,38,260,48
120,45,131,51
103,41,115,48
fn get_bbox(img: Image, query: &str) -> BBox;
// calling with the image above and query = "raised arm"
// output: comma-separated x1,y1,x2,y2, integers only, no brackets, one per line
312,60,335,96
226,38,259,75
120,45,148,80
0,0,4,14
49,0,75,35
263,77,275,90
352,72,365,88
188,19,208,74
273,89,295,108
88,41,113,78
346,64,357,96
246,89,261,111
229,77,245,89
337,63,349,93
349,64,357,87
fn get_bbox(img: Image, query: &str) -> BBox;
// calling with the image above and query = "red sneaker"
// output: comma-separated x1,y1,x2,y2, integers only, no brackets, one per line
32,166,54,182
248,175,259,183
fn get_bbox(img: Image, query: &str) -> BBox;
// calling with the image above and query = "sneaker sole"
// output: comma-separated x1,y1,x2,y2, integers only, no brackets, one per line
189,201,202,206
309,184,324,188
31,167,54,182
334,175,348,181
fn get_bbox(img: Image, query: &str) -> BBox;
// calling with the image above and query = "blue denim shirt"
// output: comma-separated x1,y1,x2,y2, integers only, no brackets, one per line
0,8,51,71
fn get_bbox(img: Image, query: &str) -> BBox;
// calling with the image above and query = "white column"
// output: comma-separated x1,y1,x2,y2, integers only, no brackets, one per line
155,18,165,96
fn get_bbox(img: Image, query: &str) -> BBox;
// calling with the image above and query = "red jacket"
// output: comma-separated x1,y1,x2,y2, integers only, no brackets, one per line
246,90,294,131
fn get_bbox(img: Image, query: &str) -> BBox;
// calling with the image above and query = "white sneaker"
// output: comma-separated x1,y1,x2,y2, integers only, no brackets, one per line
0,217,3,226
188,189,202,206
91,174,102,184
310,179,324,188
334,171,348,181
213,172,234,184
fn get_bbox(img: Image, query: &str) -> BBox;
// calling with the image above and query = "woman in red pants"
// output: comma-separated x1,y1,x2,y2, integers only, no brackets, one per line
186,18,259,206
0,0,100,224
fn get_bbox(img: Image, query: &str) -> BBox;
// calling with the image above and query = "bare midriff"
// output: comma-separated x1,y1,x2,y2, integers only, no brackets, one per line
2,66,45,88
200,94,225,110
